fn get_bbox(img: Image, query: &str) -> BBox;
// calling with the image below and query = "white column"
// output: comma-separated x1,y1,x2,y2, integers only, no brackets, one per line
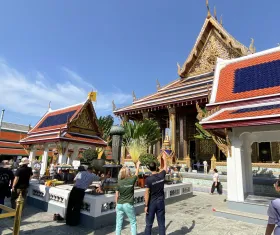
40,145,49,176
28,147,36,167
242,136,253,195
227,137,245,202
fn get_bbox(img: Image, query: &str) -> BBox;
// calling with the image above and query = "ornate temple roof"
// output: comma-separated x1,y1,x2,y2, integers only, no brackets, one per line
20,100,107,147
201,46,280,129
114,12,249,116
1,122,30,133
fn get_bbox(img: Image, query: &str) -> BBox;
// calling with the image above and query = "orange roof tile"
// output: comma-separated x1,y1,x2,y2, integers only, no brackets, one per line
215,51,280,104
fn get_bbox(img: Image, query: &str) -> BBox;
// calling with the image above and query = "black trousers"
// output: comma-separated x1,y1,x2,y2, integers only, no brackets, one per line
145,200,166,235
66,187,85,226
211,182,222,194
11,188,28,209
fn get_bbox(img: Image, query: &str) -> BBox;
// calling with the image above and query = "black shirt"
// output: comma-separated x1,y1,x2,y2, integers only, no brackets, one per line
0,167,14,197
15,165,33,189
145,170,166,203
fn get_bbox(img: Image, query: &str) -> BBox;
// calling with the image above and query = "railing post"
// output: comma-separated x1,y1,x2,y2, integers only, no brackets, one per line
211,154,217,171
13,192,24,235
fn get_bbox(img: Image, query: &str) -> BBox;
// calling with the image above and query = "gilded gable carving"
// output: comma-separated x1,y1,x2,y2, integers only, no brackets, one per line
71,107,95,130
188,30,240,77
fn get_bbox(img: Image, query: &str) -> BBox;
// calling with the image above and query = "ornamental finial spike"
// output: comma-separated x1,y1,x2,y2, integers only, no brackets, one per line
48,101,51,111
206,0,211,18
177,62,181,75
249,38,256,54
214,6,217,20
112,100,116,111
156,79,161,90
132,91,137,101
220,15,223,26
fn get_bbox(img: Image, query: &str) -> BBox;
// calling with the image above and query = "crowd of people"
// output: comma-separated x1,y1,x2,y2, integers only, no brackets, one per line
0,157,33,212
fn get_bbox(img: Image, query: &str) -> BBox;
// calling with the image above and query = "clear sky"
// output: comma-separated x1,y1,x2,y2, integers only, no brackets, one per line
0,0,280,126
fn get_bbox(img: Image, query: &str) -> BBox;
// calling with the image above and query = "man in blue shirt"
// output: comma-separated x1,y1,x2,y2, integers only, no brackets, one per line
66,166,99,226
144,153,167,235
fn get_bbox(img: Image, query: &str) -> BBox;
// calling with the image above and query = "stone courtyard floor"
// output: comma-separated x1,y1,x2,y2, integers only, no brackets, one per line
0,192,267,235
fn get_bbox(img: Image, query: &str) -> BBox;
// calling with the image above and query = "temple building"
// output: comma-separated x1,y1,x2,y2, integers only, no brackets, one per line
114,5,253,162
20,99,107,175
0,120,29,161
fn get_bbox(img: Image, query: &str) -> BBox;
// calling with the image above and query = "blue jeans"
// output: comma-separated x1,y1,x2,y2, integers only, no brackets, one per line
145,200,165,235
116,203,137,235
0,197,5,214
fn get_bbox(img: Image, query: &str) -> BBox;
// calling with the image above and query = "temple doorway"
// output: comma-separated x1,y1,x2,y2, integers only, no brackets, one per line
258,142,272,162
189,140,196,160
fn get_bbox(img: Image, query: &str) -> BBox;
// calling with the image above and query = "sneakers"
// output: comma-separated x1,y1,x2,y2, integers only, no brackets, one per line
53,214,64,221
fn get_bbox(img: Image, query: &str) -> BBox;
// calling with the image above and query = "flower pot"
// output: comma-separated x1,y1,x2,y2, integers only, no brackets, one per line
92,159,106,172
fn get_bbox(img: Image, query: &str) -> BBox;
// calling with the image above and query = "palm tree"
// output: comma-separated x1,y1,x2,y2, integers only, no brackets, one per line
97,115,114,142
123,119,161,146
123,119,161,163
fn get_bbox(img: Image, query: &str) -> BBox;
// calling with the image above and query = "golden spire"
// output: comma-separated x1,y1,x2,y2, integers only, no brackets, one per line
249,38,256,54
132,91,136,101
48,101,51,111
112,100,116,111
214,6,217,20
177,62,181,76
206,0,211,18
220,15,223,26
156,79,161,90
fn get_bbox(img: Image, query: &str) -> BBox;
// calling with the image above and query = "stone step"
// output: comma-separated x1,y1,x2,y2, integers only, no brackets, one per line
214,208,268,225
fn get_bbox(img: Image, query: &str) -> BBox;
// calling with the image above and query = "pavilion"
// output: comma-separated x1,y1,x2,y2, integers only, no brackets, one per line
20,99,107,175
113,3,252,163
200,46,280,208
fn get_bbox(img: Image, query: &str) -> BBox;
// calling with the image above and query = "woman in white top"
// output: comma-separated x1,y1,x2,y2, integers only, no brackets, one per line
266,182,280,235
211,169,221,195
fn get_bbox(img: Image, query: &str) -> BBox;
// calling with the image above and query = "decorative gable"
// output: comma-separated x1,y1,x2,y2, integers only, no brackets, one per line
68,100,101,136
188,29,241,77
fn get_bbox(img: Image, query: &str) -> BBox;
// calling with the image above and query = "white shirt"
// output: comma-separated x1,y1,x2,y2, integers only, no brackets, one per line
213,173,219,182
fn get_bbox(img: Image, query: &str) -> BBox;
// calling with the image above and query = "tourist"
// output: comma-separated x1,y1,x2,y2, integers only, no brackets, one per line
210,169,221,195
0,160,14,213
203,160,208,174
265,181,280,235
66,166,99,226
115,161,140,235
11,157,33,209
144,153,167,235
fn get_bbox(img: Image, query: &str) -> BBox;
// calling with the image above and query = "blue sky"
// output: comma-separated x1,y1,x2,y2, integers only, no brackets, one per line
0,0,280,126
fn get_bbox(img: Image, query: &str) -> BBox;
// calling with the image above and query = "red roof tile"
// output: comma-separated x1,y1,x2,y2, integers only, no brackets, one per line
0,141,21,148
63,133,107,146
0,148,28,156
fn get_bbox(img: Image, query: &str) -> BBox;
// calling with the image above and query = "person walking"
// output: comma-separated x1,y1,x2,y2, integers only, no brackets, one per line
0,161,14,213
144,153,167,235
115,161,140,235
210,169,221,195
203,160,208,174
66,166,99,226
11,157,33,209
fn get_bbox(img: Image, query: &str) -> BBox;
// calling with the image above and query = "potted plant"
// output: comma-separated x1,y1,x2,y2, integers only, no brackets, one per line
80,149,106,172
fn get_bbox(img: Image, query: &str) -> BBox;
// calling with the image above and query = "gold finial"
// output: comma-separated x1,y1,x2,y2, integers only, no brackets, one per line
220,15,223,26
206,0,211,18
156,79,161,90
112,100,116,111
132,91,136,101
177,62,181,75
249,38,256,54
28,124,31,131
48,101,51,110
214,6,217,20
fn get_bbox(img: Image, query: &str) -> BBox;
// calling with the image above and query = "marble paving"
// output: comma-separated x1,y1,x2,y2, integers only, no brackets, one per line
0,192,267,235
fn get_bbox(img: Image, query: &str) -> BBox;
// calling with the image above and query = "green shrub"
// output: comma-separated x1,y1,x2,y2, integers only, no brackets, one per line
139,153,159,167
80,149,98,166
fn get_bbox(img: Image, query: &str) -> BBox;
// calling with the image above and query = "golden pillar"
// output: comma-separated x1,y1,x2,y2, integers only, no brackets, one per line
211,154,217,170
168,107,176,153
